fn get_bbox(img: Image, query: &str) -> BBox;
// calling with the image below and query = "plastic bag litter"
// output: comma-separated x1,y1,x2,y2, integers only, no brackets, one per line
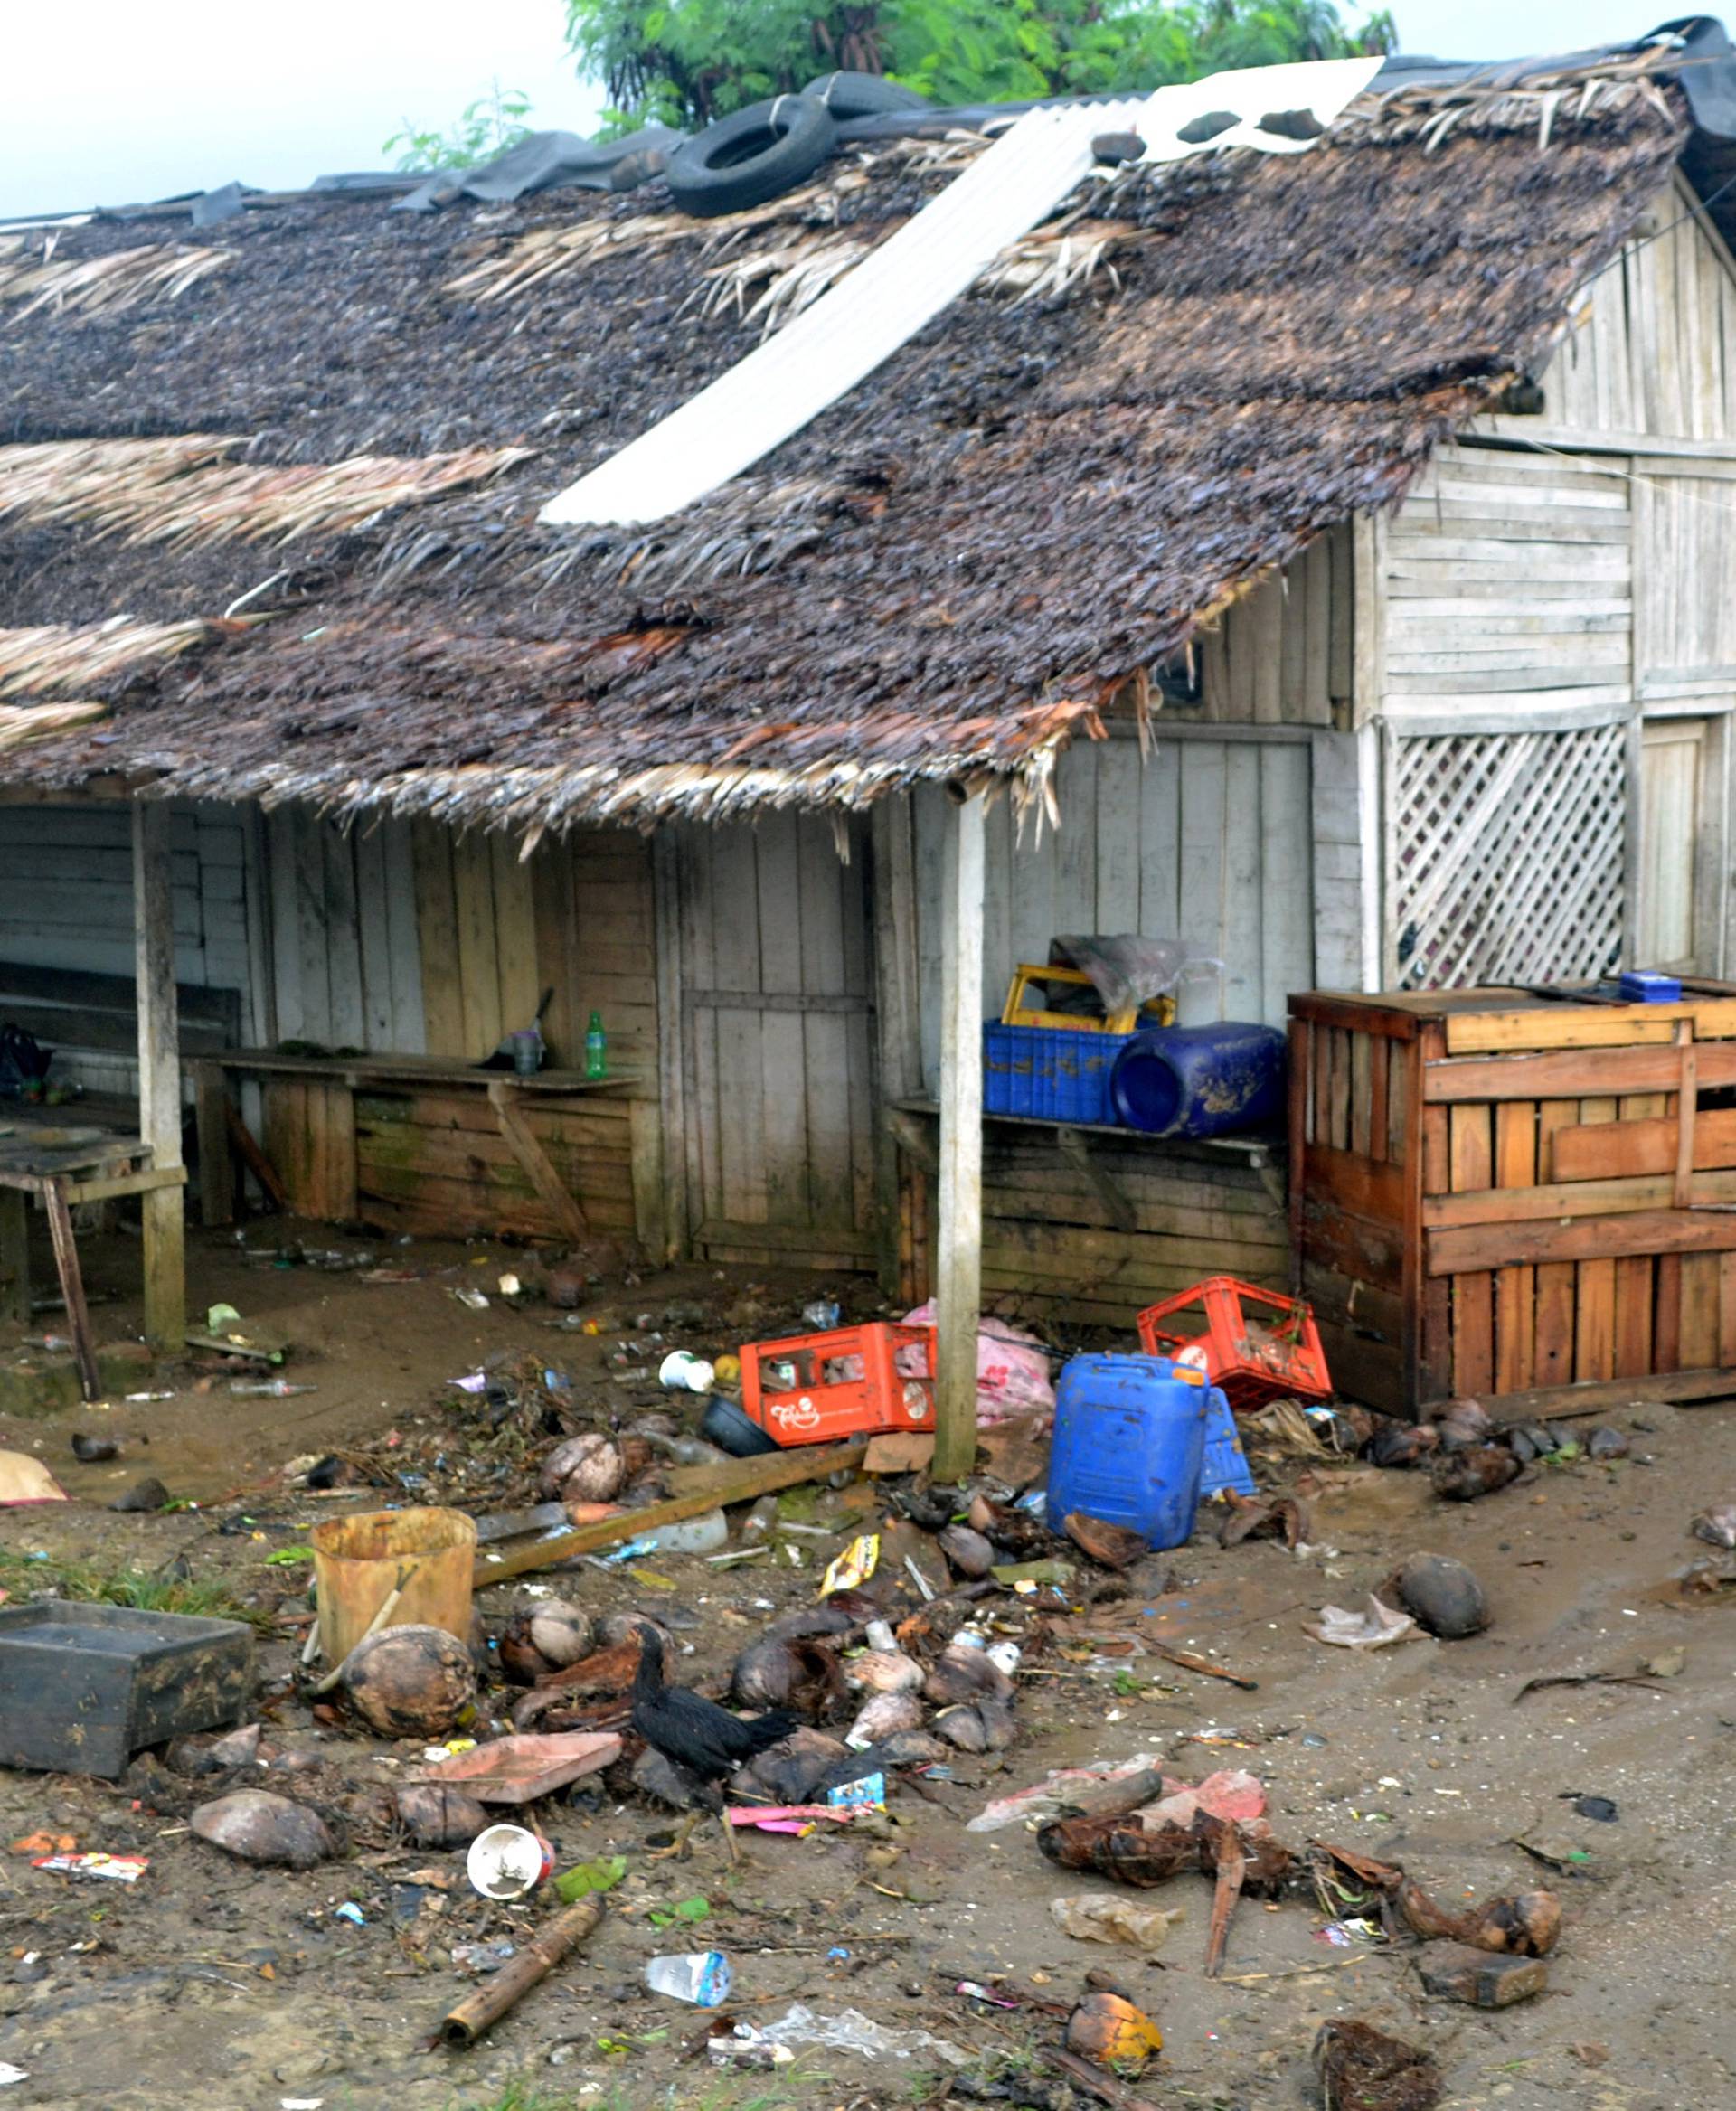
901,1301,1052,1427
761,2003,972,2066
1051,934,1221,1018
1051,1894,1186,1949
1306,1595,1418,1649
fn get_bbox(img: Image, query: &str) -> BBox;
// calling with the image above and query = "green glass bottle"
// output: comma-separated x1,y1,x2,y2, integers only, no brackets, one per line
584,1010,608,1079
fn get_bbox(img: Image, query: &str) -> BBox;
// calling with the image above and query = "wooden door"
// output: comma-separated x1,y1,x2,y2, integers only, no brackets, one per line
675,815,878,1268
1638,716,1723,973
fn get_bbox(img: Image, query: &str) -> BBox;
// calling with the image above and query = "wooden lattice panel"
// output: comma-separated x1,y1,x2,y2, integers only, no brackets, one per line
1390,725,1626,988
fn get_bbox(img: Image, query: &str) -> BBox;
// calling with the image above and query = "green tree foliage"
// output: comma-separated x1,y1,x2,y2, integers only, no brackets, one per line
566,0,1396,132
384,81,535,171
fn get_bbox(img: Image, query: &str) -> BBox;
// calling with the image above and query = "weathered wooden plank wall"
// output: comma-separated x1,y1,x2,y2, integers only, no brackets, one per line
1501,175,1736,442
0,799,258,1094
669,815,878,1269
910,727,1318,1084
1191,523,1351,726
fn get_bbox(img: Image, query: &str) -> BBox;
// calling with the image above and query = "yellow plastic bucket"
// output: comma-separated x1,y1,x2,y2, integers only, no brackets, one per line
310,1506,476,1663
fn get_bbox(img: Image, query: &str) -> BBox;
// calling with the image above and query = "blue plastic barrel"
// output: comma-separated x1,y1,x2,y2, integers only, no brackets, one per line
1110,1022,1286,1137
1046,1352,1210,1550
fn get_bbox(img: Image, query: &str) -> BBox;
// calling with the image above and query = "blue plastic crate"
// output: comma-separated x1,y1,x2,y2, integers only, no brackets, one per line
983,1022,1131,1125
1199,1384,1257,1499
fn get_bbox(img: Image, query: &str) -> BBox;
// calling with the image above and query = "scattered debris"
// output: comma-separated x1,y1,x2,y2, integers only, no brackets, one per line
1313,2020,1442,2111
645,1949,732,2004
1418,1941,1548,2007
31,1850,148,1883
1306,1596,1418,1650
413,1730,620,1803
1050,1894,1187,1950
466,1822,552,1899
1692,1503,1736,1548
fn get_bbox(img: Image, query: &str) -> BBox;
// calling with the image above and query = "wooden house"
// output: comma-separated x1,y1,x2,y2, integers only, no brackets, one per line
1,30,1733,1440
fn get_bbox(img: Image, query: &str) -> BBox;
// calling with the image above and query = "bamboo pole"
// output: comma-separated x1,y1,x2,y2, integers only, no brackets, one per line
134,802,185,1350
437,1895,606,2046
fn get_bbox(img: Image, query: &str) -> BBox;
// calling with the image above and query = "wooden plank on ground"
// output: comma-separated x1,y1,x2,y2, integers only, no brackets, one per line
473,1442,870,1585
1485,1368,1736,1419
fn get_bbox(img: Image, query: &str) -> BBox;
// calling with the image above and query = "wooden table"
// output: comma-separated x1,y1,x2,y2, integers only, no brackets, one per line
0,1119,186,1400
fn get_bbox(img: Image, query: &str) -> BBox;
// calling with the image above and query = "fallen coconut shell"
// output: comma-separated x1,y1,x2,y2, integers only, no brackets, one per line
342,1623,476,1740
937,1524,995,1579
528,1600,595,1669
1065,1989,1163,2068
1431,1445,1522,1503
731,1635,844,1716
1586,1425,1629,1460
733,1725,849,1803
395,1782,488,1848
924,1644,1014,1709
497,1609,552,1687
597,1611,673,1654
1390,1552,1489,1639
539,1432,624,1504
848,1647,925,1695
934,1704,988,1753
846,1690,924,1748
976,1693,1017,1751
191,1789,336,1870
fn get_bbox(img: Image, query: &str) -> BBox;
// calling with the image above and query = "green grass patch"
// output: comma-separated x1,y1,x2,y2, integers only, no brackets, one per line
0,1545,271,1631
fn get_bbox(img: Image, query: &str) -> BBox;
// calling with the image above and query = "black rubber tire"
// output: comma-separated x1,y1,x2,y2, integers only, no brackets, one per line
801,69,930,120
665,95,838,218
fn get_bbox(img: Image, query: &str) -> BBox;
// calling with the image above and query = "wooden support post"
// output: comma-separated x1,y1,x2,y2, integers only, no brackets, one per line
193,1062,236,1227
934,794,986,1484
486,1078,590,1242
0,1187,29,1324
134,802,185,1351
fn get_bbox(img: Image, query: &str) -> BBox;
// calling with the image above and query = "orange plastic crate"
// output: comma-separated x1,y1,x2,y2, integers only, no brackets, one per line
740,1322,936,1447
1136,1277,1331,1411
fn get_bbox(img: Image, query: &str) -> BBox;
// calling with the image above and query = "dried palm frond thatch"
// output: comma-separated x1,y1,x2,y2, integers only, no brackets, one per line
0,617,227,698
0,700,108,749
0,438,533,549
0,238,231,320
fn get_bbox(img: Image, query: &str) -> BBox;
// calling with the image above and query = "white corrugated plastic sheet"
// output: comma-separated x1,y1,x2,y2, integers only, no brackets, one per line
539,57,1383,529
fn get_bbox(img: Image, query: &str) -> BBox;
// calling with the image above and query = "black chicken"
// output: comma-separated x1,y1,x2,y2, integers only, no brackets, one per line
630,1622,798,1861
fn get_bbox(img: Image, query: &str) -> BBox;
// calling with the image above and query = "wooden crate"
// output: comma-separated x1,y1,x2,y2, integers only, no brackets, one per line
1288,985,1736,1414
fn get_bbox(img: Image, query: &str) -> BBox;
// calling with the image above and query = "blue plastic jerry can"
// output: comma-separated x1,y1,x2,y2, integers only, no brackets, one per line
1046,1352,1212,1550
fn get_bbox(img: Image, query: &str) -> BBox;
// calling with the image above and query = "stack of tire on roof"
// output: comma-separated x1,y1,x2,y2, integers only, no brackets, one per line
665,71,931,218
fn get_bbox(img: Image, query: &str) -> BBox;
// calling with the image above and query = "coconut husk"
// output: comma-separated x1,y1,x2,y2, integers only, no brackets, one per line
342,1624,476,1739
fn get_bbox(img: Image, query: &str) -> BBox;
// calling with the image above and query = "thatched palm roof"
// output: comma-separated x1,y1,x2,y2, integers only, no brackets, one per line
0,47,1701,833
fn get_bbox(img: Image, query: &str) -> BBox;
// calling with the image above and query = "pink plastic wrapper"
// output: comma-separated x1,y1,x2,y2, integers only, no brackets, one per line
901,1302,1053,1428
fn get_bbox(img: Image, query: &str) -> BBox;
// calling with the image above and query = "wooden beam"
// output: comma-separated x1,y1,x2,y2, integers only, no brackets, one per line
225,1097,287,1210
650,828,690,1264
62,1166,187,1208
1055,1126,1138,1232
1484,1368,1736,1421
1425,1042,1736,1103
486,1078,590,1243
934,794,986,1484
882,1105,940,1179
133,802,185,1352
1675,1022,1698,1210
1428,1204,1736,1277
42,1181,100,1402
472,1441,868,1585
872,796,924,1296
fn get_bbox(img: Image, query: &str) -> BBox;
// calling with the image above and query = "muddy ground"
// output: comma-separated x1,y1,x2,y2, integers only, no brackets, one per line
0,1220,1733,2111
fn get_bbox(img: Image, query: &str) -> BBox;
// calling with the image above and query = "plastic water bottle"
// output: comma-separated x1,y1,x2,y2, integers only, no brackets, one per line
585,1010,608,1079
646,1951,732,2005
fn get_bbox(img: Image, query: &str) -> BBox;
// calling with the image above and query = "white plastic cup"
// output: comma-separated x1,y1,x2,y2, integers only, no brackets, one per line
467,1823,552,1899
659,1350,716,1393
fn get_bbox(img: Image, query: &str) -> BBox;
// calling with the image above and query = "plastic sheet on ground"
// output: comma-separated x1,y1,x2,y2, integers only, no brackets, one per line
761,2003,973,2065
901,1302,1052,1426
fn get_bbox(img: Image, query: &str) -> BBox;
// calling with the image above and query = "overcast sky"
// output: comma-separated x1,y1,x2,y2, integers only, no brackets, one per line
0,3,1693,220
